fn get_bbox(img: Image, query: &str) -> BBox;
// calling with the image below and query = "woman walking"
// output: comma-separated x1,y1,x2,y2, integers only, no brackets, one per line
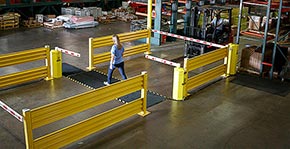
104,34,127,85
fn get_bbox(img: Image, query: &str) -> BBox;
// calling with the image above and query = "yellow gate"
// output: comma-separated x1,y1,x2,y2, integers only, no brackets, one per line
173,44,239,100
0,46,52,88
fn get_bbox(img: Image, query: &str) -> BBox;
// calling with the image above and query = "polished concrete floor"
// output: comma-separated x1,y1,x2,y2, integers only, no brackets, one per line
1,21,290,149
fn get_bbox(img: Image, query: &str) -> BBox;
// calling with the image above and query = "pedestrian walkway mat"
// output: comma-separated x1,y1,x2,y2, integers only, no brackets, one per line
67,71,119,89
62,63,85,77
231,73,290,97
63,64,165,107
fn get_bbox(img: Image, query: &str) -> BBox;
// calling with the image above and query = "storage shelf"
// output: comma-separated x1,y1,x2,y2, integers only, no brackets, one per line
244,1,290,12
237,0,290,79
240,30,275,40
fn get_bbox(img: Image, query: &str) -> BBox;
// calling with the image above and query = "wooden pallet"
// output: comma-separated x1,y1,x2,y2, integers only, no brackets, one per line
43,22,63,29
0,23,19,30
0,20,19,30
22,18,43,28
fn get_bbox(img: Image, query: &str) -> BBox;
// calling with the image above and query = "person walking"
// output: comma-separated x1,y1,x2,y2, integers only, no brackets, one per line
104,34,127,85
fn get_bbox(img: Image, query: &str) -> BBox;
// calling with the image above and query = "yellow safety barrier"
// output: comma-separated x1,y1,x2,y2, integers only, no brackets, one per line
184,47,228,72
88,30,150,70
0,46,52,88
172,44,239,100
184,47,228,92
23,72,150,149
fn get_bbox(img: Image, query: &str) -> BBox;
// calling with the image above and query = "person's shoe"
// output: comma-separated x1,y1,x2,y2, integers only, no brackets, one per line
104,81,110,86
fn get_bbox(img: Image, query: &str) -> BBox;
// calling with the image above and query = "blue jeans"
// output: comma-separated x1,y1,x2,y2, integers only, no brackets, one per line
107,62,127,84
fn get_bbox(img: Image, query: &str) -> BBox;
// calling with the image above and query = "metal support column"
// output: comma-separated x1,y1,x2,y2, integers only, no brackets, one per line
259,0,272,76
270,0,282,79
170,0,178,41
184,0,192,35
235,0,244,44
151,0,162,45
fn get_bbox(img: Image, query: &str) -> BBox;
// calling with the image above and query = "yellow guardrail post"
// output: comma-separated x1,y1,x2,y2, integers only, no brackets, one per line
51,49,62,78
139,71,150,116
87,37,95,71
145,29,152,55
172,64,186,100
226,43,239,76
145,0,152,55
45,45,53,80
23,109,33,149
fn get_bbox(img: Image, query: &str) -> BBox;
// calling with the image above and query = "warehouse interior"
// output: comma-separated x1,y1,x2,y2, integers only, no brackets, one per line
1,0,290,148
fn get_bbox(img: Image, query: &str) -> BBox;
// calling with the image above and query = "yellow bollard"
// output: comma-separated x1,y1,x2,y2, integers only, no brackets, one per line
51,50,62,78
227,43,239,76
172,66,185,100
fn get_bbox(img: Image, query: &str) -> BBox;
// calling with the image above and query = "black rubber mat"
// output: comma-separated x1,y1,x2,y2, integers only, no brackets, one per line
62,63,85,77
118,90,165,107
68,71,119,89
63,63,165,107
231,73,290,97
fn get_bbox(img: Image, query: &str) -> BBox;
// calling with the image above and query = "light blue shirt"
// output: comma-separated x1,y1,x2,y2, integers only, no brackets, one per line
111,45,124,64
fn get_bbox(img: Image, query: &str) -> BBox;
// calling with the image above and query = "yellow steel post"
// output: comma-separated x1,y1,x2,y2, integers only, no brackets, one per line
51,49,62,78
172,65,186,100
145,30,152,55
183,58,189,98
146,0,152,54
226,43,239,76
138,71,150,116
87,38,96,71
45,45,52,80
22,109,34,149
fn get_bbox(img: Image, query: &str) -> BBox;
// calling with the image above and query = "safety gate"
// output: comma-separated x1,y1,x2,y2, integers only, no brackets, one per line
0,46,52,88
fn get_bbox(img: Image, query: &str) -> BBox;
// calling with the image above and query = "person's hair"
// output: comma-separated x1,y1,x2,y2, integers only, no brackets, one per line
112,34,122,50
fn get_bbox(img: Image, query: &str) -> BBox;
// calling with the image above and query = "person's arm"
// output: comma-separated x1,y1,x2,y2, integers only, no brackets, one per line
110,53,115,69
110,46,116,69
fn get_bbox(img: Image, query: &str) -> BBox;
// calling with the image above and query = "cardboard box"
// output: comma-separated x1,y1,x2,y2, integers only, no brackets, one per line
248,16,261,31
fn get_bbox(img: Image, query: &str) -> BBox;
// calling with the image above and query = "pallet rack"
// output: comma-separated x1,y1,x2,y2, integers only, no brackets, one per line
235,0,290,79
130,0,192,45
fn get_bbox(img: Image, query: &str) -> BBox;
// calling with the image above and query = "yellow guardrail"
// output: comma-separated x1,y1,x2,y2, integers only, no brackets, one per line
173,44,239,100
88,29,150,70
0,46,52,88
184,47,228,91
23,72,150,149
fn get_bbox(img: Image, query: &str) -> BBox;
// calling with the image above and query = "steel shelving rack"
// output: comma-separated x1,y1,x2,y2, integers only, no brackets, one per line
236,0,290,79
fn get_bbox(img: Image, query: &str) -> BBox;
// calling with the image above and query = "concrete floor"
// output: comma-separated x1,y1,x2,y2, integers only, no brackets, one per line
1,21,290,149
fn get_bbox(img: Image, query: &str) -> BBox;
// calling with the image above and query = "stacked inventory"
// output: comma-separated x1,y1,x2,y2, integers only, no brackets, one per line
0,12,20,30
114,8,138,22
130,19,147,31
22,14,43,28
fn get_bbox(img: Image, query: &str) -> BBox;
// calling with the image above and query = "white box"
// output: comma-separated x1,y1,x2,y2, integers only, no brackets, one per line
61,7,66,15
35,14,43,23
248,16,261,30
